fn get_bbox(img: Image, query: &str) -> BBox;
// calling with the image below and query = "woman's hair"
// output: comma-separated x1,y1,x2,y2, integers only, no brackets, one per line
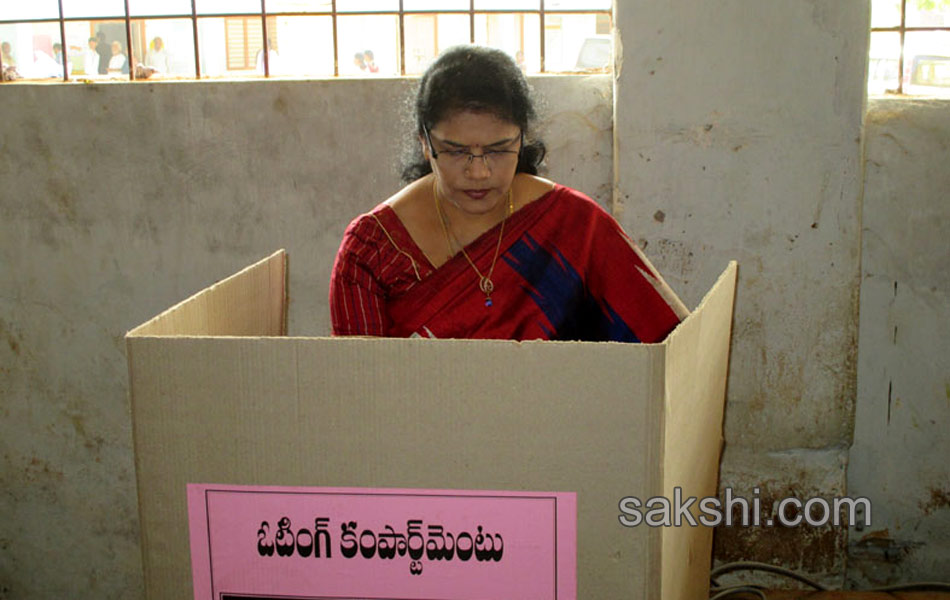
400,45,546,183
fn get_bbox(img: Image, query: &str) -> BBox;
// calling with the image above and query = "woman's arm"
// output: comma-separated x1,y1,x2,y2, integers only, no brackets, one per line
329,216,390,336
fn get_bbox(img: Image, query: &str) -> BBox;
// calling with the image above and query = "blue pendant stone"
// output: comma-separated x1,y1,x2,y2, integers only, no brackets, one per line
485,298,493,307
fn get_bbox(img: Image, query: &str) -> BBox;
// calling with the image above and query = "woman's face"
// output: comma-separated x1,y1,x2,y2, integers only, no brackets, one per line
425,110,522,218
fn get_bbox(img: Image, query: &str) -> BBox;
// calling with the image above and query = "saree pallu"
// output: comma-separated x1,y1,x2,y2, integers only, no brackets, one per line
330,184,687,342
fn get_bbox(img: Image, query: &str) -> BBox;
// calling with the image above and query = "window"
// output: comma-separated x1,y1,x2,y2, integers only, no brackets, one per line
0,0,612,82
870,0,950,96
226,17,265,71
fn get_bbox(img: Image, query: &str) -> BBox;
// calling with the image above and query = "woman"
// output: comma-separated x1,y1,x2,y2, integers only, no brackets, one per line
330,45,688,342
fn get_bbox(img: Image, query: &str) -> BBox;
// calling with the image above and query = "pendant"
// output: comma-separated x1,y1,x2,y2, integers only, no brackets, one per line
479,277,494,307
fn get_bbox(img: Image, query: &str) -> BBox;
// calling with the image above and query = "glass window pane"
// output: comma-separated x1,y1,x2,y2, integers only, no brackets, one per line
867,31,901,95
130,18,196,78
61,20,130,77
336,0,399,12
195,0,262,15
128,0,193,17
544,13,610,72
870,0,901,28
62,0,126,19
904,31,950,97
63,21,98,76
0,22,66,79
268,0,333,12
267,15,334,76
404,0,469,10
906,0,950,27
475,0,540,9
545,0,611,9
103,32,131,76
0,1,60,21
473,13,540,73
337,14,398,75
197,16,266,76
404,13,470,75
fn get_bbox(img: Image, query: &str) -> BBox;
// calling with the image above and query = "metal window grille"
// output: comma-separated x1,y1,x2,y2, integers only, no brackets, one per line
870,0,950,95
0,0,612,82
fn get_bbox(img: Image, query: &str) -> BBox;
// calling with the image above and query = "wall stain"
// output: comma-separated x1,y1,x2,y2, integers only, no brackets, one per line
879,132,911,156
713,485,845,573
650,238,694,278
865,107,908,125
919,487,950,516
23,456,64,483
273,91,290,117
0,318,22,355
70,414,87,440
887,380,892,426
850,528,921,574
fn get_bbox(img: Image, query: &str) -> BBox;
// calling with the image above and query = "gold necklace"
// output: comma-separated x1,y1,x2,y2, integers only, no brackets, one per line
434,179,513,307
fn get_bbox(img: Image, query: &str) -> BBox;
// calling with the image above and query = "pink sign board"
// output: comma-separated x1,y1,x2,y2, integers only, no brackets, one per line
187,484,577,600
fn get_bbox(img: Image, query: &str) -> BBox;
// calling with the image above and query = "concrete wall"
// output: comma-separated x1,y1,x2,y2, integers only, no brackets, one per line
848,99,950,586
0,76,612,598
613,0,868,586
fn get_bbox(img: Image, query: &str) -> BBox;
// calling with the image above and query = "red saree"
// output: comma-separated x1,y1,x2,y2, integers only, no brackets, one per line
330,184,687,342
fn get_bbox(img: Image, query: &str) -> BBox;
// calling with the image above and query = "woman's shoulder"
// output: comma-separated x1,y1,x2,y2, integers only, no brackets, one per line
346,178,427,228
342,202,395,242
382,175,429,214
525,178,611,218
379,175,439,240
342,179,428,249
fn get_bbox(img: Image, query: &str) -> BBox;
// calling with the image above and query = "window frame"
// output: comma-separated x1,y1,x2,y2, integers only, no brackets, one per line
0,0,612,82
871,0,950,95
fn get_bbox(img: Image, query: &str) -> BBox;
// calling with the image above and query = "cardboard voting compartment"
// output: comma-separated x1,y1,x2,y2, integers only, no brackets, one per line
126,250,737,600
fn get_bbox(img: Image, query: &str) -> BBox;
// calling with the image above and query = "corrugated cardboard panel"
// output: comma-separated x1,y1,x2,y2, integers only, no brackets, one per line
126,253,736,600
127,249,287,337
661,262,737,600
128,336,666,599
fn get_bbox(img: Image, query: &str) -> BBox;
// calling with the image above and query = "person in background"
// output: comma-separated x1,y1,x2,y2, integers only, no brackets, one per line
353,52,366,72
96,31,109,74
32,48,62,78
329,45,688,341
364,49,379,73
51,43,72,76
82,37,99,76
1,41,20,80
145,36,170,74
2,41,15,67
108,41,128,74
255,38,279,75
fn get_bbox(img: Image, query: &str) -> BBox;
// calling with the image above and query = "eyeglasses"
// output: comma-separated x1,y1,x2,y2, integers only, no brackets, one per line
424,125,523,171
